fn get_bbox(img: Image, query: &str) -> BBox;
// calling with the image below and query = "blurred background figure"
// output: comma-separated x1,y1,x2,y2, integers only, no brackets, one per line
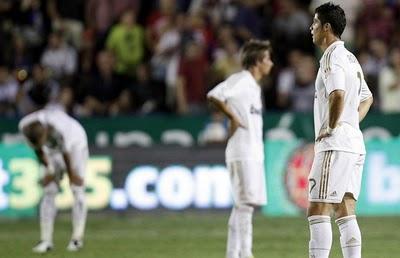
379,47,400,113
0,0,398,116
40,31,77,81
0,64,18,116
78,50,124,116
106,9,144,78
17,64,59,116
175,40,208,115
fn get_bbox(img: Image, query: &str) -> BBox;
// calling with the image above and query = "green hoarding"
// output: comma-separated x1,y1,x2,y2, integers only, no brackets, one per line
1,113,400,146
0,144,40,217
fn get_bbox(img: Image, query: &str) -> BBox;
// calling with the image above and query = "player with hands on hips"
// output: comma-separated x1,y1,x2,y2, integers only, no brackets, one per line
207,39,273,258
308,3,373,258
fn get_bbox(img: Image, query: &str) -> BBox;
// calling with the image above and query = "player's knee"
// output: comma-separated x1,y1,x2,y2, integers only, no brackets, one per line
43,183,58,196
71,185,86,203
236,204,254,214
334,197,356,219
307,202,332,217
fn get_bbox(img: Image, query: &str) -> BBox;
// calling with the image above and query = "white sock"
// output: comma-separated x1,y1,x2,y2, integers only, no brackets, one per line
308,215,332,258
71,185,87,241
226,207,239,258
335,215,361,258
40,183,58,244
236,205,254,258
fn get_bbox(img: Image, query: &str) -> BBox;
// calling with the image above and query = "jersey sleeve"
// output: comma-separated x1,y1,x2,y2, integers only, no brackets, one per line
324,52,346,95
360,78,373,102
207,81,230,102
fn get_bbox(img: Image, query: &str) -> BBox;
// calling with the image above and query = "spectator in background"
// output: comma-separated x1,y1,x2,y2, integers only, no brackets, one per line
131,63,158,114
85,0,139,49
12,0,46,58
356,0,395,49
150,13,181,110
277,49,303,109
111,63,158,115
10,34,34,72
106,9,144,78
17,64,59,116
176,40,208,114
78,50,124,116
273,0,311,60
0,64,18,116
46,0,84,49
289,55,316,112
358,38,388,107
211,38,241,83
277,54,316,112
233,0,264,41
146,0,177,52
41,31,78,80
378,47,400,113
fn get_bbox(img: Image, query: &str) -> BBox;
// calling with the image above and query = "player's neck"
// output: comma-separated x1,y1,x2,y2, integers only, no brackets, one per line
320,35,340,52
247,68,262,83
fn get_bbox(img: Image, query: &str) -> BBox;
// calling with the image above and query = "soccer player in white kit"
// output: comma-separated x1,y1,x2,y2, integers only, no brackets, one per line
308,3,373,258
207,39,273,258
19,108,89,253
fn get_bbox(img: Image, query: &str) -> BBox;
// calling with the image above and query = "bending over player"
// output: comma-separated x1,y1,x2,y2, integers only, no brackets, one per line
19,107,88,253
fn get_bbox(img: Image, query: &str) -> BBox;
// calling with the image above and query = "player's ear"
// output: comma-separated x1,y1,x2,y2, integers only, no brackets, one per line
323,23,331,32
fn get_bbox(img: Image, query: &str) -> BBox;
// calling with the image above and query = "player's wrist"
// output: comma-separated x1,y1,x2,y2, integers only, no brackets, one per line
326,126,337,135
46,162,57,176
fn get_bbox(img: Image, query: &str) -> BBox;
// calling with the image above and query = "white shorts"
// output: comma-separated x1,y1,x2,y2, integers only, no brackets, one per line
228,160,267,206
308,150,365,203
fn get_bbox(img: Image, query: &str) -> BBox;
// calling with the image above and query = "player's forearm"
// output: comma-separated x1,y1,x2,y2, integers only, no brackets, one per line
176,77,188,114
35,149,48,166
328,90,345,128
208,97,236,121
62,152,74,176
358,96,373,122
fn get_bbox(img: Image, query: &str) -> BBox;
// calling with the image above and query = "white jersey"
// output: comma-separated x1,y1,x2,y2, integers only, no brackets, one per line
19,108,88,154
314,41,372,154
207,70,264,162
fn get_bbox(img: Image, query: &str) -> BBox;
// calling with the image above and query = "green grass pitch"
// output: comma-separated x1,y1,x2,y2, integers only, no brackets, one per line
0,212,399,258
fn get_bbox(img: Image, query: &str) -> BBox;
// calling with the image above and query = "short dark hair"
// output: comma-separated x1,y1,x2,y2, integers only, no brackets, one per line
315,2,346,38
241,39,272,69
23,121,45,145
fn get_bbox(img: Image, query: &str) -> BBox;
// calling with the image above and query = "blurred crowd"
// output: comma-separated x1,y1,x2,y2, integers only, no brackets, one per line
0,0,400,118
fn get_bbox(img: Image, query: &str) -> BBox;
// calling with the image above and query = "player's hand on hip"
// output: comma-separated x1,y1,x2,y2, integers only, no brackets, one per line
228,117,245,138
316,128,332,142
316,131,331,142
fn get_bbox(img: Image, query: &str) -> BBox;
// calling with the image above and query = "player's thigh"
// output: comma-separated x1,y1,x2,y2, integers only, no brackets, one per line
308,151,361,203
333,193,357,219
69,144,89,178
228,160,266,206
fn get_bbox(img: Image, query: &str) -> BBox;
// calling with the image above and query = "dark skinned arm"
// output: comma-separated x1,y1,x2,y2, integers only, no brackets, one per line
358,96,373,122
316,89,345,141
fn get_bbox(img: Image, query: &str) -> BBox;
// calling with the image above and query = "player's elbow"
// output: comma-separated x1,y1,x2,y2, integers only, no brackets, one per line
362,95,374,107
329,89,345,99
329,90,345,105
368,95,374,105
